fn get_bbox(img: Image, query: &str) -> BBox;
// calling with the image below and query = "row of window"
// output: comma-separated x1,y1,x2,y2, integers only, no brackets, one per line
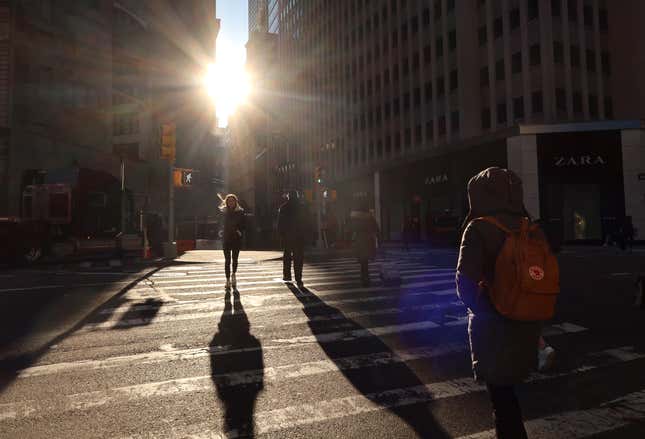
481,92,613,129
113,112,139,136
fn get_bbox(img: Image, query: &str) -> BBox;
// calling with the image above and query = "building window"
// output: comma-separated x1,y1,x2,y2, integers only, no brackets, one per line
426,121,434,138
568,1,577,22
384,68,390,84
448,30,457,51
553,42,564,63
480,67,489,86
411,17,419,33
436,37,444,57
513,97,524,120
604,96,613,118
393,98,400,115
415,124,422,143
377,140,383,157
510,9,520,30
385,135,392,154
551,0,561,17
395,132,401,151
402,58,409,76
599,8,608,31
391,30,398,48
423,8,430,26
401,24,408,43
414,87,421,107
512,52,522,74
583,5,593,27
478,26,487,46
602,52,611,76
532,91,543,113
493,17,503,38
497,103,507,124
570,46,580,67
451,111,460,132
412,52,420,70
530,44,541,65
450,69,458,91
424,45,431,63
556,88,567,111
385,102,391,119
573,92,582,113
425,81,432,102
481,108,491,130
589,95,598,118
496,59,505,81
586,50,596,72
438,116,446,135
403,93,411,111
436,77,445,96
434,2,442,20
528,0,539,20
393,65,399,82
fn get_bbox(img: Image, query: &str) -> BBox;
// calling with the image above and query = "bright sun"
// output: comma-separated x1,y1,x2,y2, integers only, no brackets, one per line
204,41,250,127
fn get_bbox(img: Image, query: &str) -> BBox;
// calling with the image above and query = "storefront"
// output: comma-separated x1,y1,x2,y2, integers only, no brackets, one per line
537,130,625,244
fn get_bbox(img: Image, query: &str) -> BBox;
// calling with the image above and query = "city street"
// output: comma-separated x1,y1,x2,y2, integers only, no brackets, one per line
1,247,644,438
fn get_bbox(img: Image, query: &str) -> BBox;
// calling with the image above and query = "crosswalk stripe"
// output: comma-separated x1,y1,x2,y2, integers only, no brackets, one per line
457,388,645,439
3,346,641,425
20,319,587,379
122,346,645,439
82,295,462,331
165,275,456,297
138,268,454,288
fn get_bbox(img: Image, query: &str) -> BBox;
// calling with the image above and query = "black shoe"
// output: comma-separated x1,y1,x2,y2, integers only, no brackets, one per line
296,280,304,288
283,276,292,282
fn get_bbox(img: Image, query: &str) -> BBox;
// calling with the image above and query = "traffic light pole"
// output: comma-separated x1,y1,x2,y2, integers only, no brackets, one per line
316,183,324,248
163,160,177,258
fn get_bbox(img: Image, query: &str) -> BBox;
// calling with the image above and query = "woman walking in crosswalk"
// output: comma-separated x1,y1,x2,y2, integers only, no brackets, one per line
219,194,245,289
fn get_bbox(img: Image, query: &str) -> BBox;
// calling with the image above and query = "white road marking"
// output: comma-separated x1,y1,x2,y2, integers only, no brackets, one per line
3,346,641,425
458,388,645,439
0,281,133,293
125,347,645,439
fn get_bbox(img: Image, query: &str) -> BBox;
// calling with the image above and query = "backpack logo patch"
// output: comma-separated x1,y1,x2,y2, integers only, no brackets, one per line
529,266,545,281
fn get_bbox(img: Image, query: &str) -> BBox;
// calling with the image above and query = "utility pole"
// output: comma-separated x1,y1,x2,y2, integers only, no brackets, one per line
161,122,177,258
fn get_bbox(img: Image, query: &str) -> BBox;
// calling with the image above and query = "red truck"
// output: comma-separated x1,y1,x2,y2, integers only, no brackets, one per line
1,167,138,265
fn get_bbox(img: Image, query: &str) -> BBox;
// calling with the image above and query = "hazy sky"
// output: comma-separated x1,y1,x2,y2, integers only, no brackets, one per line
217,1,248,64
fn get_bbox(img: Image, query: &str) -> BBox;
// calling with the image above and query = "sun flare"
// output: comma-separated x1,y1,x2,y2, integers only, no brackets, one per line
204,40,250,127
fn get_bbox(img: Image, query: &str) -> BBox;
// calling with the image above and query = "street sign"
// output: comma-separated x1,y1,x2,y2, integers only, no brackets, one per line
160,123,176,162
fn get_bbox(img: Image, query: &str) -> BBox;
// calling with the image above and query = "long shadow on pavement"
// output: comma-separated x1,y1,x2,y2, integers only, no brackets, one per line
210,288,264,438
0,265,167,393
286,283,451,438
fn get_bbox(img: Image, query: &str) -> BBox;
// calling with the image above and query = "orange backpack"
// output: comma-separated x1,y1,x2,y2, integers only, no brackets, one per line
474,216,560,321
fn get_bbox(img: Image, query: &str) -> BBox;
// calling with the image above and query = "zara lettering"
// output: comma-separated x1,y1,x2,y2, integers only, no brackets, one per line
554,155,606,167
424,173,449,185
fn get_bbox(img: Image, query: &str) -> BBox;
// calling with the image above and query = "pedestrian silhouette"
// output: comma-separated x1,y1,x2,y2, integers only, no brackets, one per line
210,289,264,437
277,190,310,287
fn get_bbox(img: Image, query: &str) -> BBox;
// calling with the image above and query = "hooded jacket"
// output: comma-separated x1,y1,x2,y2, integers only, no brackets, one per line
456,167,542,385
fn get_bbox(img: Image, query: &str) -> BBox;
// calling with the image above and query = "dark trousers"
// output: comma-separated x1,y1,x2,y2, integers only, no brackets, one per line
359,257,369,285
486,383,528,439
283,244,304,281
223,246,240,279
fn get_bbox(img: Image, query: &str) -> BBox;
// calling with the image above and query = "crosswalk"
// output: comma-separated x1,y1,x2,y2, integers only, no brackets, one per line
1,255,644,438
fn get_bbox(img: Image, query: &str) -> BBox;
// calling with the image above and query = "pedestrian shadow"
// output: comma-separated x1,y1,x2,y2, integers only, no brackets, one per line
286,284,450,438
113,298,164,329
210,288,264,438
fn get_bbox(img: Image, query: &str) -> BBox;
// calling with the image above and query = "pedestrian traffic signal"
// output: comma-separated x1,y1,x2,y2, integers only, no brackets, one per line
173,168,195,187
160,122,176,162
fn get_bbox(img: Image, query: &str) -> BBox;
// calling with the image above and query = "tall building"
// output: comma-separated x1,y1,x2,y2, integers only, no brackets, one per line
237,0,645,245
249,0,279,34
1,1,221,242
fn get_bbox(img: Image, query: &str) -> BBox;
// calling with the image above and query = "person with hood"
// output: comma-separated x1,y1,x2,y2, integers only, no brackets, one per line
220,194,245,289
456,167,544,439
351,199,379,286
277,190,310,287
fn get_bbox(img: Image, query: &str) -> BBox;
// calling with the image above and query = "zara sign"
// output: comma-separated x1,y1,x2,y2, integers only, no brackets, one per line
553,155,607,167
424,173,449,185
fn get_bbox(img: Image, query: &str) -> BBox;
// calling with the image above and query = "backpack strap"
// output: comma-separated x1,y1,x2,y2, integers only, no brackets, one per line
473,216,516,235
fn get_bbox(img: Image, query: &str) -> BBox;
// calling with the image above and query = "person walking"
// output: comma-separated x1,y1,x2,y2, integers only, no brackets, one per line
456,167,556,439
351,199,379,286
277,190,309,287
220,194,245,289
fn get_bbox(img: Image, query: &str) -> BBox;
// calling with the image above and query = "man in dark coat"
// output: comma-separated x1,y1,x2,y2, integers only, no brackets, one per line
277,191,310,286
456,167,543,439
351,199,379,286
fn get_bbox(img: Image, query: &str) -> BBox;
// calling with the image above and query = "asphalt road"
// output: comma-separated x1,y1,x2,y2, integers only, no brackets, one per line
0,246,644,438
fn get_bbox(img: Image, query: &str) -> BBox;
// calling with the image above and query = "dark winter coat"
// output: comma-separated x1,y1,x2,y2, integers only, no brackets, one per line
351,210,379,260
456,167,543,385
222,208,245,248
277,199,311,246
